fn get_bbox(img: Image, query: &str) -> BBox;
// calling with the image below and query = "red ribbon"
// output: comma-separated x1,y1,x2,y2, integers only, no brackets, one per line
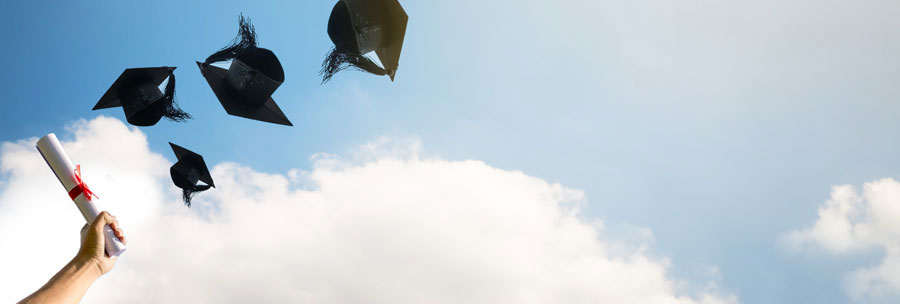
68,165,98,201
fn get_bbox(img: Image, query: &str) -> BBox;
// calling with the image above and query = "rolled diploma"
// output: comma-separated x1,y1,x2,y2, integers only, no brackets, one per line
36,133,126,257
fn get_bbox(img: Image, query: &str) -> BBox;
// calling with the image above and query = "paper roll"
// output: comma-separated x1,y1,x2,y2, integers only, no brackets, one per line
36,133,126,257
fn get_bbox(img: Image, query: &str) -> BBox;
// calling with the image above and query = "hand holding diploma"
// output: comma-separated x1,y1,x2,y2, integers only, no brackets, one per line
18,212,127,304
19,134,128,304
35,133,126,257
78,212,127,274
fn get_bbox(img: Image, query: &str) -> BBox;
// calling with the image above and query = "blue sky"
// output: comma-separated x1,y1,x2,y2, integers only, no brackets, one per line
2,0,900,303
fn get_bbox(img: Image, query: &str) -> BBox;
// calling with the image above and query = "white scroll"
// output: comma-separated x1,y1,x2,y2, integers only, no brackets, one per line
36,133,126,257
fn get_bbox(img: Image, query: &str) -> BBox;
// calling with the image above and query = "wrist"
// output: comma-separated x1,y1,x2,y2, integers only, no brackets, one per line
72,254,103,280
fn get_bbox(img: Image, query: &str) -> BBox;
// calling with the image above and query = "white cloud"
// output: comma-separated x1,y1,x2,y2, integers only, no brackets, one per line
0,116,736,303
781,179,900,302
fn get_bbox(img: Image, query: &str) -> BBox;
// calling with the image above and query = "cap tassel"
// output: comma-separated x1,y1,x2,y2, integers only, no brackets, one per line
161,70,192,122
320,46,388,84
182,184,212,207
204,14,258,65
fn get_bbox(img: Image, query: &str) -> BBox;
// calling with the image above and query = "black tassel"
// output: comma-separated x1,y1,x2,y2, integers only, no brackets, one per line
320,46,387,83
204,14,258,64
182,184,212,207
162,70,191,122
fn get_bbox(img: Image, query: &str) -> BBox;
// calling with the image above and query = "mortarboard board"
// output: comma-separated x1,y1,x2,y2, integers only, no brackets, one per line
321,0,408,83
93,67,191,127
169,142,215,207
197,15,292,126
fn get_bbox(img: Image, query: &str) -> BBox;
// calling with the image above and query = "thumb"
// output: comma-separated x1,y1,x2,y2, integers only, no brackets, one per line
80,223,89,243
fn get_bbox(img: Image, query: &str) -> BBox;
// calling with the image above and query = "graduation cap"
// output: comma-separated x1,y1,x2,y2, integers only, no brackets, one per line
320,0,408,83
169,142,215,207
93,67,191,127
197,15,292,126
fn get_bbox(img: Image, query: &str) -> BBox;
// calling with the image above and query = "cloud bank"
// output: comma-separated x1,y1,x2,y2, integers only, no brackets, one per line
782,179,900,303
0,116,735,303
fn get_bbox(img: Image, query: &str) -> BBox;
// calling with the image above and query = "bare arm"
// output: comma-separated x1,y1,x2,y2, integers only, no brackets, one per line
19,212,127,304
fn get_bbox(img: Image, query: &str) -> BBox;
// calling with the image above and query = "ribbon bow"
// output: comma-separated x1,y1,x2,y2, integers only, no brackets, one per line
68,165,98,201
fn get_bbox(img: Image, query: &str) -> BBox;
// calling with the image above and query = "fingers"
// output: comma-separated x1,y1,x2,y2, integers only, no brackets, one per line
114,227,127,245
107,214,127,245
90,212,126,244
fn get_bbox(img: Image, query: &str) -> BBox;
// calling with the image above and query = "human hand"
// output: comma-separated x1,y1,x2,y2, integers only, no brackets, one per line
76,212,127,276
17,212,128,303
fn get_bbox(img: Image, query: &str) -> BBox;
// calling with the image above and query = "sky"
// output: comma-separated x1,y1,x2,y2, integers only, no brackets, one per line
0,0,899,303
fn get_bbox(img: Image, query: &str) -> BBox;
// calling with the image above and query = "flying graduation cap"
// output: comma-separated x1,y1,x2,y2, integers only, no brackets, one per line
321,0,408,83
169,142,215,207
197,15,292,126
93,67,191,127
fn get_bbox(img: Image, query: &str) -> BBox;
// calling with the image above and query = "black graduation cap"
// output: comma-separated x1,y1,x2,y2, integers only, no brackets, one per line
169,142,215,207
321,0,408,83
197,15,292,126
93,67,191,127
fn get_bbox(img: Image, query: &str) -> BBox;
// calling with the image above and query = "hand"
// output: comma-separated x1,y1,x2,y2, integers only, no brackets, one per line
75,212,127,276
18,212,128,303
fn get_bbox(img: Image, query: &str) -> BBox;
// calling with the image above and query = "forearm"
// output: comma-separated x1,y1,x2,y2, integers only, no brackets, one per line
19,256,101,304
